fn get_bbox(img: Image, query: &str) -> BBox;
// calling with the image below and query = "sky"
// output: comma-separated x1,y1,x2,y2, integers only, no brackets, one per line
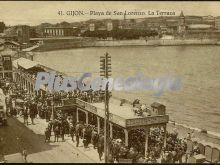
1,1,220,26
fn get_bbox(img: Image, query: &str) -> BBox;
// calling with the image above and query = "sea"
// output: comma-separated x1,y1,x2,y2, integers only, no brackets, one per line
33,45,220,137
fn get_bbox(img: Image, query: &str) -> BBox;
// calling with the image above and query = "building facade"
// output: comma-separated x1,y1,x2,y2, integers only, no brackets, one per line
3,25,30,44
215,16,220,29
178,11,186,35
107,22,113,31
44,27,73,37
0,54,13,79
16,25,30,44
89,23,95,31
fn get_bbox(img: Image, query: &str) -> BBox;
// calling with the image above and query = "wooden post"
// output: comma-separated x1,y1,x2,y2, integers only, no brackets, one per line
97,116,100,134
85,111,89,125
124,129,129,146
163,124,167,148
76,108,79,122
145,127,150,158
110,123,113,139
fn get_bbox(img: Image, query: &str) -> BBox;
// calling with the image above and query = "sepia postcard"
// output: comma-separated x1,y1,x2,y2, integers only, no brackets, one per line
0,1,220,163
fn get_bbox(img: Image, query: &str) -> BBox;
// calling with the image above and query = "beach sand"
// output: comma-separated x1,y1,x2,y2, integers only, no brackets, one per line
167,122,220,150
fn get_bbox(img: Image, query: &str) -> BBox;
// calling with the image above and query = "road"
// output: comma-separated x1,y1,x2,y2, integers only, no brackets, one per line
0,117,93,163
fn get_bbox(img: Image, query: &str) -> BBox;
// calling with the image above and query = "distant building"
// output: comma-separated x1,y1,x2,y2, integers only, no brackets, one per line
79,22,89,33
185,16,203,25
3,41,21,51
185,30,220,39
178,11,186,35
3,25,30,44
96,26,107,31
215,16,220,29
202,15,215,23
144,17,164,31
44,27,73,37
106,21,113,31
188,24,213,30
0,48,17,79
134,18,146,24
89,23,95,31
165,19,179,35
0,22,6,33
16,25,30,44
1,55,12,78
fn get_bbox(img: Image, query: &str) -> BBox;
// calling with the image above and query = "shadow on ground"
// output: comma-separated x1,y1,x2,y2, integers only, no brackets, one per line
0,117,59,156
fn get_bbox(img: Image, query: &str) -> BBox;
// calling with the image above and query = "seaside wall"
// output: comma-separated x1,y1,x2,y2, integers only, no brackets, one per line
90,39,147,47
35,39,148,51
146,39,218,46
33,38,220,51
34,39,84,51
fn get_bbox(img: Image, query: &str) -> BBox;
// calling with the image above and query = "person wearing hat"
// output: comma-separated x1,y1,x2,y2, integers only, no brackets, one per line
22,147,28,163
133,99,140,107
111,139,121,162
54,124,60,142
75,122,81,147
29,102,36,125
69,123,75,142
60,124,65,142
192,141,200,155
45,127,51,143
97,132,104,161
23,104,29,125
127,147,138,163
91,127,99,149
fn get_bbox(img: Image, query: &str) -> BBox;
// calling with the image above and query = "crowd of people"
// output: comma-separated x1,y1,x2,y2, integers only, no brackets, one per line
3,81,106,124
1,80,203,163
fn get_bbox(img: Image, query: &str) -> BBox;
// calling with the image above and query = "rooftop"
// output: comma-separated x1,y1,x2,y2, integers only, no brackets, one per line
12,57,40,69
188,24,212,29
76,98,169,128
92,98,142,120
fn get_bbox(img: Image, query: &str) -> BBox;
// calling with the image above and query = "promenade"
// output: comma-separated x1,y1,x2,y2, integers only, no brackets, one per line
15,116,104,163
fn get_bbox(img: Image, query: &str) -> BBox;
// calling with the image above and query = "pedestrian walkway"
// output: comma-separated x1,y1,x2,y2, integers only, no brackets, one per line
15,116,104,163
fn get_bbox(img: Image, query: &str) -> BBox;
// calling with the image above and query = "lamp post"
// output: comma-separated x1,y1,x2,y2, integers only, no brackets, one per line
100,52,111,163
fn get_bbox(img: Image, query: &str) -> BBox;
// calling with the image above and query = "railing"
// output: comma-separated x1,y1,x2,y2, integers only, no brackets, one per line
126,115,169,127
62,98,76,106
76,98,98,114
109,112,126,127
17,70,36,82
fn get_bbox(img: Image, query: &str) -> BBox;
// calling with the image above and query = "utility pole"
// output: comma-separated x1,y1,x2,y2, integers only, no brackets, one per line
50,92,55,121
49,74,59,122
100,52,111,163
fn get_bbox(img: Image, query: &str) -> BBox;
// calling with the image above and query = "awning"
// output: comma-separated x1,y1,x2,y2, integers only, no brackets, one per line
12,57,40,69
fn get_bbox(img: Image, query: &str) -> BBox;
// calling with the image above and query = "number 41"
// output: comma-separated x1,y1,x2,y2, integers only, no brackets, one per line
58,11,63,15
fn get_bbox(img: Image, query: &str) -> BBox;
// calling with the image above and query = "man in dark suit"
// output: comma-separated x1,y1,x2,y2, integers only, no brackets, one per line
97,132,104,161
